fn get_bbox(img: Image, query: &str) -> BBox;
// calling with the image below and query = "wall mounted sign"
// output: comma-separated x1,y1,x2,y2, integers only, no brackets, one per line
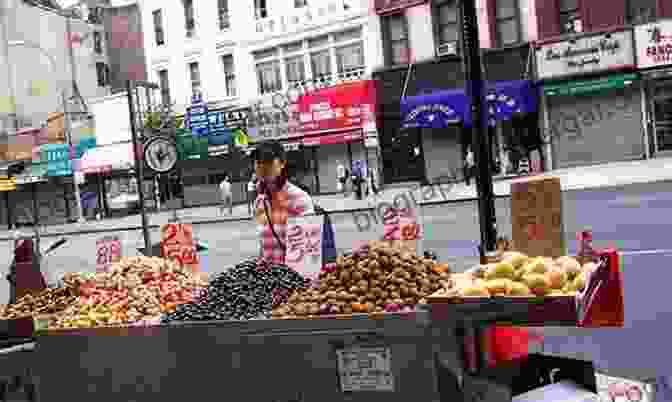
297,80,378,136
536,30,635,79
187,95,209,136
374,0,428,15
247,92,301,142
635,20,672,69
252,0,357,40
41,143,72,176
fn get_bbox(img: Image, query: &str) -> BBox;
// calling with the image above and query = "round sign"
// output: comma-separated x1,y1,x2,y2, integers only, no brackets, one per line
144,136,178,173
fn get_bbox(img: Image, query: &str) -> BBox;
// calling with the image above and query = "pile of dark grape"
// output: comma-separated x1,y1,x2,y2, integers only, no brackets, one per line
161,258,310,322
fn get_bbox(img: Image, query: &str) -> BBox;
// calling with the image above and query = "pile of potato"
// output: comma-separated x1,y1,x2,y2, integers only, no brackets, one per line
272,241,451,317
0,287,78,320
434,252,596,298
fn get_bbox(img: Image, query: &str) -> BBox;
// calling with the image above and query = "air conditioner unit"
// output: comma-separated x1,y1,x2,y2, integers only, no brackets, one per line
437,42,458,57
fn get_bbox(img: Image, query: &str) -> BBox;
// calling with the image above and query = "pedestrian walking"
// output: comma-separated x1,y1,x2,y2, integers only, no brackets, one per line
352,160,364,200
367,166,379,199
464,147,475,185
247,173,257,215
336,160,348,196
219,175,233,215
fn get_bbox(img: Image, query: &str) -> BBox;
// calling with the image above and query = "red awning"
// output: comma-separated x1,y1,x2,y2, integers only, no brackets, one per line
302,131,362,146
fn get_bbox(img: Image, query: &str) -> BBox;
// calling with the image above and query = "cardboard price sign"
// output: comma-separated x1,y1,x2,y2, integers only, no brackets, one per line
160,223,199,272
96,236,121,272
285,215,323,282
511,176,565,258
382,207,421,252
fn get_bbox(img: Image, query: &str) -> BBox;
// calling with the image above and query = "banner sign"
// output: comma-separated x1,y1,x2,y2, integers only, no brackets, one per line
96,235,121,273
297,80,378,135
160,223,199,272
187,94,209,136
635,20,672,69
42,143,72,176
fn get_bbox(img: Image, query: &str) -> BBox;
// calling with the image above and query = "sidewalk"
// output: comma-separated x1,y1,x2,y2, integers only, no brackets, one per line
3,156,672,238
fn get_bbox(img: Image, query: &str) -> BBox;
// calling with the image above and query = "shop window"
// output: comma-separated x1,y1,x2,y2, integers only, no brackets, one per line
183,0,196,38
152,9,164,46
495,0,521,47
653,83,672,153
158,69,170,106
333,28,362,43
308,35,330,49
310,50,331,79
221,55,236,97
188,62,201,97
559,0,581,34
285,55,306,84
433,0,460,56
383,13,410,65
218,0,230,30
253,48,278,60
256,60,282,94
626,0,656,24
336,42,364,74
255,0,267,19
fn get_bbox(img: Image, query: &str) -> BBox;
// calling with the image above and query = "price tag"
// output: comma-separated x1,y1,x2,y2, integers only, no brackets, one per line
336,347,394,392
161,223,199,272
96,236,121,272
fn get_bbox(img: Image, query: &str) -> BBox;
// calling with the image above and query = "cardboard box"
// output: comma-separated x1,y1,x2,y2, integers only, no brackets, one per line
511,176,565,258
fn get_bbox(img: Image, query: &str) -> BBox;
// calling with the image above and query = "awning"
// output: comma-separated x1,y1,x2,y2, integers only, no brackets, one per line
543,73,638,97
15,163,48,185
302,131,363,146
79,142,135,174
400,80,538,129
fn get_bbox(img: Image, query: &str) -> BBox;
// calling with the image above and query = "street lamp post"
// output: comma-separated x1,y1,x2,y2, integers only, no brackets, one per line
0,0,19,132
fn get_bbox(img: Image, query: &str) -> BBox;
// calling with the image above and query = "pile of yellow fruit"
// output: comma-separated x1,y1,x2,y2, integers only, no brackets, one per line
436,252,597,298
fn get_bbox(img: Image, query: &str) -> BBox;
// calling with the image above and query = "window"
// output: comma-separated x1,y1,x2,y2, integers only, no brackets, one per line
384,14,410,65
158,70,170,105
152,10,164,46
218,0,230,30
96,62,107,87
188,62,201,97
627,0,656,24
336,43,364,73
559,0,581,34
255,0,267,19
221,55,236,97
334,28,362,43
311,50,331,78
183,0,195,37
93,31,102,54
309,35,330,48
256,61,282,94
295,0,308,7
434,0,460,51
283,41,303,54
285,55,306,83
495,0,520,46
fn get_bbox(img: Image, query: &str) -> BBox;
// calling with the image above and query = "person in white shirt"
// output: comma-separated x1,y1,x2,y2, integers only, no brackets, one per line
219,175,233,215
247,173,257,215
465,147,475,186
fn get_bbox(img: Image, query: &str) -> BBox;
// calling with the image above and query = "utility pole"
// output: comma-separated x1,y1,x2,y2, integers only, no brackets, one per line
0,0,19,133
461,0,497,253
62,90,85,223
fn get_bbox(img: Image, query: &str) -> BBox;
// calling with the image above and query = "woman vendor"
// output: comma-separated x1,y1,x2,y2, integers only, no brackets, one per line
252,141,314,264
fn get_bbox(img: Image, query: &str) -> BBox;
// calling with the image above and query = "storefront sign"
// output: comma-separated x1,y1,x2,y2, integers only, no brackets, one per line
96,235,121,273
208,144,229,157
187,95,209,136
375,0,428,15
176,130,208,160
160,223,199,272
41,143,72,176
536,30,635,79
302,131,362,146
635,20,672,69
248,93,301,142
252,0,357,40
298,80,378,135
543,73,637,97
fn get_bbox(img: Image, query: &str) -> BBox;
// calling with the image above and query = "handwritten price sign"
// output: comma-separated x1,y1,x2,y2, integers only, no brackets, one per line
96,236,121,272
161,223,199,272
382,208,420,241
285,216,323,281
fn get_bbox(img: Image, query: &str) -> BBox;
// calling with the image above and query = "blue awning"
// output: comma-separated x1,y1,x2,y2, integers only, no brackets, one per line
400,80,538,129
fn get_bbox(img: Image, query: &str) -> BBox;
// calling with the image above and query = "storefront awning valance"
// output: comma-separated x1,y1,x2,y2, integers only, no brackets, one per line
543,73,638,97
79,143,134,174
400,80,538,129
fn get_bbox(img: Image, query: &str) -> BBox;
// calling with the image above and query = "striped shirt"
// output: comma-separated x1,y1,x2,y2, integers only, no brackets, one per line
255,182,314,265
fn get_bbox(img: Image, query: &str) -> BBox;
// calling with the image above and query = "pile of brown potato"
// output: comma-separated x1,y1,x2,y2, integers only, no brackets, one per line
272,241,451,317
434,252,597,298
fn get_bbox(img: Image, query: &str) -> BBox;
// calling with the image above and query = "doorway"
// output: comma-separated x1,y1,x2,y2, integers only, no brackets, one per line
381,128,426,183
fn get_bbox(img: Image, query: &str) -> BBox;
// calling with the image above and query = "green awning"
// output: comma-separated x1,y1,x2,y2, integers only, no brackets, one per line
543,73,639,97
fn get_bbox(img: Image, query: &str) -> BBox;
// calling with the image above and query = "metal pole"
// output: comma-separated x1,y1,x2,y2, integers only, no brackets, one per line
62,91,85,223
0,0,19,132
461,0,497,252
126,80,151,255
